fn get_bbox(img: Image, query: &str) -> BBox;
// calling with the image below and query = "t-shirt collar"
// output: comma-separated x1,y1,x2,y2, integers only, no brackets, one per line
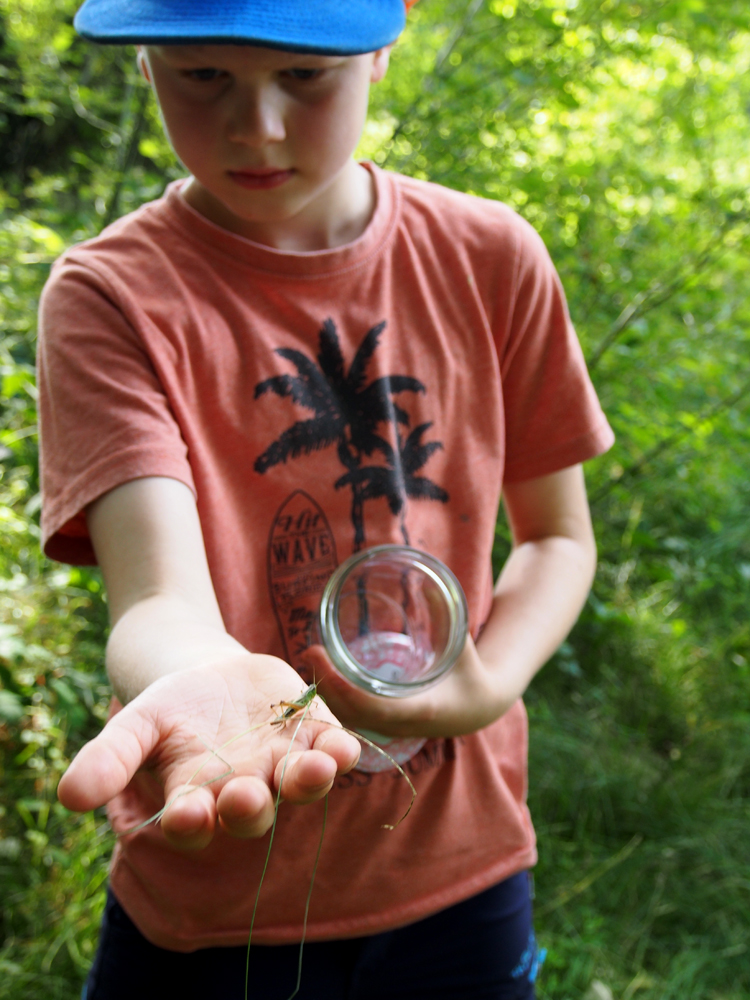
162,162,397,278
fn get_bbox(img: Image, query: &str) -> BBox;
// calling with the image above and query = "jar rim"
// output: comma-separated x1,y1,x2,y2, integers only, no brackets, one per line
319,545,468,698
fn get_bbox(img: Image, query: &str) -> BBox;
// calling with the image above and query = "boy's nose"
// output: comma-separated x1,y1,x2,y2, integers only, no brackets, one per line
227,86,286,147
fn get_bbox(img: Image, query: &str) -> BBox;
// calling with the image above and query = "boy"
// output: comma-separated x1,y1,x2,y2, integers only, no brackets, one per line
39,1,614,997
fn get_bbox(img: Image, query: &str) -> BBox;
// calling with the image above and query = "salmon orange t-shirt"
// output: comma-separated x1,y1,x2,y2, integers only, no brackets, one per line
38,164,613,950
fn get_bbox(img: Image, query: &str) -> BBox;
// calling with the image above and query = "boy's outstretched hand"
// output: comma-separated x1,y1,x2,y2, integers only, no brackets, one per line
60,476,360,850
58,654,360,850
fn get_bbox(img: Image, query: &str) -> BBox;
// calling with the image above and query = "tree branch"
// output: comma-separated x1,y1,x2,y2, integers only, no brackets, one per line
100,85,151,232
587,215,750,372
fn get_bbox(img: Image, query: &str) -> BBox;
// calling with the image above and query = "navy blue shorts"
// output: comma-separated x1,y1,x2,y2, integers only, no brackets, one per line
83,872,544,1000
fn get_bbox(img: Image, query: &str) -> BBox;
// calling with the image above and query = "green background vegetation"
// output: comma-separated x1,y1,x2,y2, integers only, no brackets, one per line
1,0,749,996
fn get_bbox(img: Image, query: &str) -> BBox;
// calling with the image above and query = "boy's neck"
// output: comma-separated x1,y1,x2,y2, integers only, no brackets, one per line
180,160,376,253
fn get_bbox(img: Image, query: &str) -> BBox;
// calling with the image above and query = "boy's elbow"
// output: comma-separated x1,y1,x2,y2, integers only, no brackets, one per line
573,520,598,592
584,531,598,588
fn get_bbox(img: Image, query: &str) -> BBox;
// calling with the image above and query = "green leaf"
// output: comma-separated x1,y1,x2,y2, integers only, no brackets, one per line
0,688,24,722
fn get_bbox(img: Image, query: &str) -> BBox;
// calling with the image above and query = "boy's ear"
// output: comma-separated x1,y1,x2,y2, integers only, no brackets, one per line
370,44,393,84
137,46,152,84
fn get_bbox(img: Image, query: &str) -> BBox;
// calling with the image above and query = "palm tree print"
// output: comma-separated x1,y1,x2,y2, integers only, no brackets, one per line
335,422,449,545
254,319,448,550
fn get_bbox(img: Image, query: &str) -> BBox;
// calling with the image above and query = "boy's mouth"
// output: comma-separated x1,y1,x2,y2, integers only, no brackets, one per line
227,168,295,190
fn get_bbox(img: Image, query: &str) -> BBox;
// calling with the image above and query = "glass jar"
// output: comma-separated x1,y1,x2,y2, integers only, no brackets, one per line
319,545,468,772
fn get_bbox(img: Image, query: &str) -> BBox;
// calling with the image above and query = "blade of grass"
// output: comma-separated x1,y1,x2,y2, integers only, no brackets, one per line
536,834,643,917
287,794,328,1000
245,708,310,1000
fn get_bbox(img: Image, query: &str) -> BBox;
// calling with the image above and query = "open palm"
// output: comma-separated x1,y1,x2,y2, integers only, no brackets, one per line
57,655,360,849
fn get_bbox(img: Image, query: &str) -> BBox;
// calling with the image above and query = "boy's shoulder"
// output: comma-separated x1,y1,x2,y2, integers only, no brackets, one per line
383,166,549,262
49,184,181,281
390,167,514,215
41,182,210,321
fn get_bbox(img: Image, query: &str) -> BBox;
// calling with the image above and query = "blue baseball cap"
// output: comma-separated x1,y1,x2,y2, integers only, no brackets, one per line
73,0,409,55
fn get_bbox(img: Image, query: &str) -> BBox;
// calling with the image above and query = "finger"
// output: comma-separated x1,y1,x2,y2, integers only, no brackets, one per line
160,784,217,850
274,749,337,805
57,706,160,812
312,726,361,774
216,776,277,838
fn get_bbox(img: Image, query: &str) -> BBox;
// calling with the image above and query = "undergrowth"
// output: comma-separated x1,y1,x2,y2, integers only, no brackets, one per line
525,483,750,999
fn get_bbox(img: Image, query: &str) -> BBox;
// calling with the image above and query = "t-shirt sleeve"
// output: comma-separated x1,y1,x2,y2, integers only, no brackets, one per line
38,259,196,565
498,218,614,483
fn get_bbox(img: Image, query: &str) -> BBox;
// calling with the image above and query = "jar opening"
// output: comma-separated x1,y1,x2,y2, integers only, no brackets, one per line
319,545,467,698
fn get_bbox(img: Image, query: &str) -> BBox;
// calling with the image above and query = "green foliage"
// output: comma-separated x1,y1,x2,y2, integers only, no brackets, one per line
1,0,749,997
0,475,112,994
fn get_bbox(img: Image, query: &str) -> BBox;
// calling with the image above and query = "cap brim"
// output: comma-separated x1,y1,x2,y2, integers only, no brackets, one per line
74,0,406,55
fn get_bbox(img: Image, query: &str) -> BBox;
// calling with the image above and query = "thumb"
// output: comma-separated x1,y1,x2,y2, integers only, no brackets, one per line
57,702,160,812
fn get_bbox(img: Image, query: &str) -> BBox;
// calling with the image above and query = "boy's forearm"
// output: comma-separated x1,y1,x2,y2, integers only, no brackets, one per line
476,532,597,707
105,593,252,705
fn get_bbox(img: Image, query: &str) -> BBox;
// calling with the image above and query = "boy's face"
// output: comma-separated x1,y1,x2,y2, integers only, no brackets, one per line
139,44,390,249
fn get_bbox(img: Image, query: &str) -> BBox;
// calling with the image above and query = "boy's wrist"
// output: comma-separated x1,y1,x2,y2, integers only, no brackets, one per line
103,592,259,703
106,617,297,707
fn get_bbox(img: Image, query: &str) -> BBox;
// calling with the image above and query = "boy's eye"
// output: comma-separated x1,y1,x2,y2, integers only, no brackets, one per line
186,68,224,82
284,68,324,82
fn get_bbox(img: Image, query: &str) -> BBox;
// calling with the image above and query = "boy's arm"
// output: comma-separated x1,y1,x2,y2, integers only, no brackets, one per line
57,476,360,849
306,463,596,736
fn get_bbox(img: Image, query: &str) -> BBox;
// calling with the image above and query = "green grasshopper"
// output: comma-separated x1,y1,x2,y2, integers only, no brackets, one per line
267,680,417,829
270,681,319,724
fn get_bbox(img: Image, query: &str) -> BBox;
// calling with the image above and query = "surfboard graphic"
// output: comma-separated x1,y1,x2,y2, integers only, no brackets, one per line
267,490,338,673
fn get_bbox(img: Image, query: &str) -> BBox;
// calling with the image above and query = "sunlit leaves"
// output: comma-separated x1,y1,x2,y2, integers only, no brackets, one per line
367,0,750,518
